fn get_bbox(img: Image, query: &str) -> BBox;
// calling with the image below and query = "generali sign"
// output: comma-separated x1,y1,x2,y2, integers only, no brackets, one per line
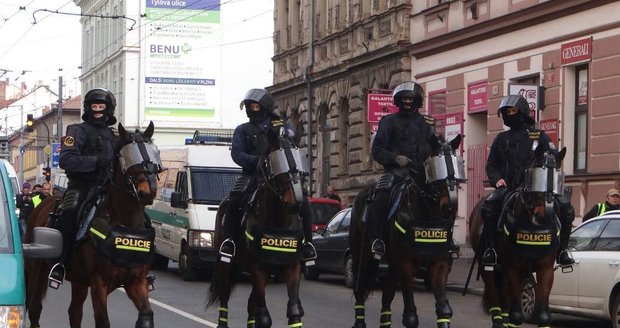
561,37,592,66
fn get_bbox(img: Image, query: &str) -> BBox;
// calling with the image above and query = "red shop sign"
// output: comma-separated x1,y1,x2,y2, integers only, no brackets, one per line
561,37,592,66
468,81,488,114
367,92,398,133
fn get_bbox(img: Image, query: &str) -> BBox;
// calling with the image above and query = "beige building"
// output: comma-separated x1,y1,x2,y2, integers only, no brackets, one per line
271,0,620,246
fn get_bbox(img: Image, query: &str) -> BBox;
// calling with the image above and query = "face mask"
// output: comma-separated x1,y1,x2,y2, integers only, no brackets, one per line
502,113,524,128
247,107,269,123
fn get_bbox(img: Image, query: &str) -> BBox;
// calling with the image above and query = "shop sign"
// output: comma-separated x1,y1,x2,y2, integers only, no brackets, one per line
367,92,398,133
561,37,592,66
468,81,488,114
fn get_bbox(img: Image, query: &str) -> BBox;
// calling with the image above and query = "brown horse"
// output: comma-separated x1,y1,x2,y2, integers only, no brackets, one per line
350,134,465,328
24,122,162,328
207,135,309,328
468,145,567,328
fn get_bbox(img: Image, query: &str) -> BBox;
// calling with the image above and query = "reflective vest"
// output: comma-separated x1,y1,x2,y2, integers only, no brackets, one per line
32,195,42,207
597,202,609,216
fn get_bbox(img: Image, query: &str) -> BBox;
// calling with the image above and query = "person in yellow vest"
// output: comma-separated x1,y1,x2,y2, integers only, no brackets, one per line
32,182,52,207
583,188,620,222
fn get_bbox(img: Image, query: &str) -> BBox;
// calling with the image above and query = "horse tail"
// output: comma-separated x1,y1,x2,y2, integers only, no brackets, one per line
350,185,376,302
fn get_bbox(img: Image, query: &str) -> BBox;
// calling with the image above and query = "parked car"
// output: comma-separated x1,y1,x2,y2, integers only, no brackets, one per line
521,210,620,326
0,160,62,327
308,197,342,232
304,207,356,287
304,207,428,289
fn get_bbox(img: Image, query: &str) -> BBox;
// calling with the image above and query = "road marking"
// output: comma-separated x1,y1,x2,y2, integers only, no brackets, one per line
118,289,217,327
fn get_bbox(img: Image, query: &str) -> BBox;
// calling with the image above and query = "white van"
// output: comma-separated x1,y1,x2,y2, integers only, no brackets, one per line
145,130,241,281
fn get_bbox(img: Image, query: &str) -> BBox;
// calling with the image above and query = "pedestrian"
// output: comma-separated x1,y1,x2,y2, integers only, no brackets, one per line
368,81,458,260
48,88,119,287
583,188,620,222
480,95,575,267
32,184,42,197
218,88,317,264
32,182,52,207
324,185,341,202
16,182,34,235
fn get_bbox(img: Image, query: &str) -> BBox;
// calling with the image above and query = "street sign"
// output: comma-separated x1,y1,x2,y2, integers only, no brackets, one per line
44,144,52,155
51,143,61,168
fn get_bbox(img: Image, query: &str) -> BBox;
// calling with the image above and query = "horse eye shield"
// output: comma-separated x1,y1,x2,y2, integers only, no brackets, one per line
424,154,466,183
119,142,163,174
268,147,309,176
525,167,564,195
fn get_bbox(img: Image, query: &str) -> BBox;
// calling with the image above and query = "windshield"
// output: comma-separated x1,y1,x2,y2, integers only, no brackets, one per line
190,167,241,205
310,202,342,225
0,170,13,253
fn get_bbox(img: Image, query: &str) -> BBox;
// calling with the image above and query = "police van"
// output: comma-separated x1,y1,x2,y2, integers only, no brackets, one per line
145,130,241,281
0,159,62,327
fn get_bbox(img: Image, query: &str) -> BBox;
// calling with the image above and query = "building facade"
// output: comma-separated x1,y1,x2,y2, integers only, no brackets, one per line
272,0,620,246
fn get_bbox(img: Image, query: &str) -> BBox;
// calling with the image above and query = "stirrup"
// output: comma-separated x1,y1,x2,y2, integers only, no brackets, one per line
302,243,317,267
481,248,497,272
558,250,575,273
219,239,236,263
147,272,156,291
48,263,65,289
371,239,385,260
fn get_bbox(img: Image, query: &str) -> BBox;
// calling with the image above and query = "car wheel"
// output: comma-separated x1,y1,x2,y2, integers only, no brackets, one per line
611,293,620,328
303,263,320,281
178,244,198,281
521,274,537,323
151,253,169,271
344,254,354,288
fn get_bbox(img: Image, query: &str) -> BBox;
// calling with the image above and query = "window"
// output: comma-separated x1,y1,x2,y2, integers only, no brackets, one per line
190,167,241,205
574,65,589,172
568,219,606,251
594,219,620,251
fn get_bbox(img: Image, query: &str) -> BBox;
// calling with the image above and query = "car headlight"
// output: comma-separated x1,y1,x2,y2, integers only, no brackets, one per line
187,230,214,248
0,305,25,328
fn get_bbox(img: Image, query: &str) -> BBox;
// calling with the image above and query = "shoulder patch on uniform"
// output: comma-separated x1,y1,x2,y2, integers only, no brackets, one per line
63,136,75,147
528,131,541,140
423,115,436,126
272,119,284,127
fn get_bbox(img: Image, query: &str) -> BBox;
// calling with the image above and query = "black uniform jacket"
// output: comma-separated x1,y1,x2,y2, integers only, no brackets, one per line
59,122,117,183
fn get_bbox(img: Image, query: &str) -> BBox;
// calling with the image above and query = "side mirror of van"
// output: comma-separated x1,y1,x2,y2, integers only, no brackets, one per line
22,227,63,259
170,191,187,208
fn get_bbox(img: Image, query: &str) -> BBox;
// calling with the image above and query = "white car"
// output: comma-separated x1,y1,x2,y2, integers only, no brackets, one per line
522,209,620,326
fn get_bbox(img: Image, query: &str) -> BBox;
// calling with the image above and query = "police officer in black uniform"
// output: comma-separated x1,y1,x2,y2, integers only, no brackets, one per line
369,81,458,259
481,94,575,267
48,88,119,287
218,88,317,263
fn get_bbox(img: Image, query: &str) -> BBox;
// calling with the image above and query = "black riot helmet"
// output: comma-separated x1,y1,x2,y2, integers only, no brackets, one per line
497,95,534,126
392,81,424,112
239,88,275,112
82,88,117,126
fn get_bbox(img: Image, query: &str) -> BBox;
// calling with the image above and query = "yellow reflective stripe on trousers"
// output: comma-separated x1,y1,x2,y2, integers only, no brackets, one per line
288,322,303,327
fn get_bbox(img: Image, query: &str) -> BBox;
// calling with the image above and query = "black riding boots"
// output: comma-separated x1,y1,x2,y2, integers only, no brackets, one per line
368,192,388,261
480,204,499,268
219,200,241,263
557,225,575,266
300,198,317,265
49,209,74,289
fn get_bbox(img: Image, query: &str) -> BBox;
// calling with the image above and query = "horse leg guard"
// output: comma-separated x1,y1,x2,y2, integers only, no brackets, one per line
217,306,229,328
135,312,154,328
487,307,503,328
352,304,366,328
380,308,392,327
435,299,452,328
535,303,552,328
255,307,272,328
286,301,304,327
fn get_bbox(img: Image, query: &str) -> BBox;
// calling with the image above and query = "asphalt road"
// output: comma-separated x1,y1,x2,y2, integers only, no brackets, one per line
28,262,611,327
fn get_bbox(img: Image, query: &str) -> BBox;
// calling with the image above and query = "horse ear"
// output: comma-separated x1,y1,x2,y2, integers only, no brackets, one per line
450,134,462,151
144,121,155,140
118,123,127,137
558,147,567,163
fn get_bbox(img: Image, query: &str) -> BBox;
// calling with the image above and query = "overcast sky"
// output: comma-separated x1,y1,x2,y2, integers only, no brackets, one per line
0,0,274,128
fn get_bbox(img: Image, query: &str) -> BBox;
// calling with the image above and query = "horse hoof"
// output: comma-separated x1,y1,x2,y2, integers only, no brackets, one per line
403,314,419,328
351,322,366,328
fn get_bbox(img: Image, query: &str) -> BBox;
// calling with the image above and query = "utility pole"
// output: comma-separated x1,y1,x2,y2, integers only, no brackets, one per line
19,105,24,184
57,76,63,141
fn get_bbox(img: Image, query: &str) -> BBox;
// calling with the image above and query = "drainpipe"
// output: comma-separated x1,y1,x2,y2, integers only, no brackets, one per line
304,0,315,195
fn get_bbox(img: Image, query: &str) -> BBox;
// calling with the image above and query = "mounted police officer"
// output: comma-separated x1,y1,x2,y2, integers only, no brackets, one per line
48,88,119,287
369,81,458,260
481,95,575,267
218,88,317,264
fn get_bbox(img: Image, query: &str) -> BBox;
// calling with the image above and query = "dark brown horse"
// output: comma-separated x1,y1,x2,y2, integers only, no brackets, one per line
350,134,465,328
24,122,162,328
207,135,309,328
469,145,567,328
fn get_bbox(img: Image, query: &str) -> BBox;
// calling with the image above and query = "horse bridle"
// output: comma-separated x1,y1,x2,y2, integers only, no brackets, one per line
424,142,467,212
524,151,564,222
116,136,163,200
